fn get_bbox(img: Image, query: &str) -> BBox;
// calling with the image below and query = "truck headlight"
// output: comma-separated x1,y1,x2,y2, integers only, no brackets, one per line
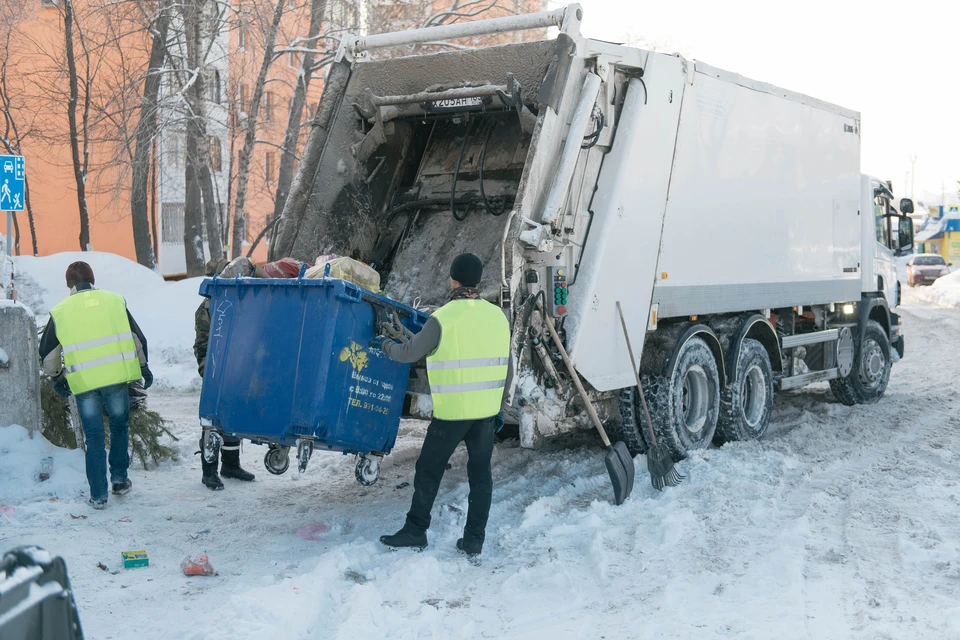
843,304,855,314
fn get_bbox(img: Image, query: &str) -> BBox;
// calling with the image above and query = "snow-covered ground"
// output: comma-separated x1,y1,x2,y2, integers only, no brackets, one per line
4,256,960,639
909,268,960,309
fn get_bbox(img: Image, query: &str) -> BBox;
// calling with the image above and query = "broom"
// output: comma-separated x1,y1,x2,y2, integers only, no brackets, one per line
616,302,684,491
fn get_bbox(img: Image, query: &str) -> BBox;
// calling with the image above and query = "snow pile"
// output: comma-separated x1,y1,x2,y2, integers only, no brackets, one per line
0,424,87,502
12,251,203,389
910,268,960,308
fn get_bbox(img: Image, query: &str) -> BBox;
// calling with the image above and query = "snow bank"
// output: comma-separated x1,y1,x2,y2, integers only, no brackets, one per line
12,251,203,389
910,268,960,308
0,424,87,502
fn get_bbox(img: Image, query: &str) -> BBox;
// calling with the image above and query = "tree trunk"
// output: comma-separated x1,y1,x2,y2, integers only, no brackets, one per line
230,0,285,259
22,175,37,255
181,0,206,276
130,2,169,270
184,11,224,262
63,0,91,251
270,0,326,257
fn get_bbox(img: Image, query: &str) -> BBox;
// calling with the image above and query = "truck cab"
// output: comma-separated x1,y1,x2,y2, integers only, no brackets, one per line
863,175,914,311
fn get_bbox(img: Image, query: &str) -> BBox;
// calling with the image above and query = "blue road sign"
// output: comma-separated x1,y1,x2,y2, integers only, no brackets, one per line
0,155,25,212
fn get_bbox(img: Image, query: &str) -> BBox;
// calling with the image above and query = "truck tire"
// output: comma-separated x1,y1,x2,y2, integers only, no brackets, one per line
715,339,774,444
829,319,891,406
611,387,649,456
645,336,720,462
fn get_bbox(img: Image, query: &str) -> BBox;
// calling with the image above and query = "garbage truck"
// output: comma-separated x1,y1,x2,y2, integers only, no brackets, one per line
265,4,914,460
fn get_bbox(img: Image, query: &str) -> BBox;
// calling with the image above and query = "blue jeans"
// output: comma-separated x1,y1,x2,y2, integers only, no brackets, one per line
76,383,130,502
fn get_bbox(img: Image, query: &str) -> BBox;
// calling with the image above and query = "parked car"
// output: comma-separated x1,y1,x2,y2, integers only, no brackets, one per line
906,253,951,286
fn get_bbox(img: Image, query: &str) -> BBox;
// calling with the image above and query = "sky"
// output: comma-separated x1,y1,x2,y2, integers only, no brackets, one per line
556,0,960,207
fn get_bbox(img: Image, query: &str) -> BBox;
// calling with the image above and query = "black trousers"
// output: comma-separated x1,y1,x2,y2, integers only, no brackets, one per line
405,416,495,541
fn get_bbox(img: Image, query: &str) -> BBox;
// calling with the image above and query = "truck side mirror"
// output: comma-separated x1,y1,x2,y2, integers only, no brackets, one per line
899,198,914,215
897,215,914,256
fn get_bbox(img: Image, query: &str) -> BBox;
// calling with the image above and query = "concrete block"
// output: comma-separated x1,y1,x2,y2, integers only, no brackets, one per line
0,300,41,431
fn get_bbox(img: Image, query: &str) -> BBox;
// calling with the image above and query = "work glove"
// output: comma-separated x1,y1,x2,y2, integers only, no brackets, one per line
494,412,504,434
53,374,72,399
368,335,390,352
141,365,154,390
381,312,415,343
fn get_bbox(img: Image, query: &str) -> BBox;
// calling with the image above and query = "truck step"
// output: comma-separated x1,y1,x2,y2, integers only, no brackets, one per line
778,367,840,391
781,329,840,349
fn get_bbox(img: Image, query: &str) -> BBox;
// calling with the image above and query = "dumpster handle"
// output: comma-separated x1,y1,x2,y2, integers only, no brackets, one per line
234,274,247,301
297,263,308,297
337,283,364,304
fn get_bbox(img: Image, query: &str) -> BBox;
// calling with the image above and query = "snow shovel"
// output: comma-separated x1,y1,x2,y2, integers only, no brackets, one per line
615,302,684,491
542,312,635,505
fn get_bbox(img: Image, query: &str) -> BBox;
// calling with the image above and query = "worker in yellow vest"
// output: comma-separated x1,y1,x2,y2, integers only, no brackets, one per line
39,262,152,510
373,254,512,557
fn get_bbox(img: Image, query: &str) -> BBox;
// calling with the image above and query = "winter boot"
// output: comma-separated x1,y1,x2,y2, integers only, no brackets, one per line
200,437,224,491
112,479,133,496
380,527,428,550
88,497,107,510
220,444,255,482
456,537,483,557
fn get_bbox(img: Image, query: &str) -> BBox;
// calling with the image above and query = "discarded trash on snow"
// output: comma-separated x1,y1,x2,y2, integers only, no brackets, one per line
296,522,330,541
97,562,108,571
122,550,149,569
181,553,216,576
38,456,53,482
0,504,15,518
69,513,87,520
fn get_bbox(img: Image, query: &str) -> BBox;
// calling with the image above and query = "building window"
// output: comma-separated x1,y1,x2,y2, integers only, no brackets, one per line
287,0,295,8
307,101,317,121
265,152,276,183
239,84,249,115
238,21,246,50
288,50,299,69
161,203,185,244
41,0,58,7
264,91,274,122
208,136,223,172
165,134,184,169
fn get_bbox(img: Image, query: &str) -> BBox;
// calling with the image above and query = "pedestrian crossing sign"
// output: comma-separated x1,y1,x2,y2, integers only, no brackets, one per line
0,155,25,212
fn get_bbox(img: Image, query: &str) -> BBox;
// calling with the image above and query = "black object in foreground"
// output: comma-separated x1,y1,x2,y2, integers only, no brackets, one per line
616,301,685,491
542,310,635,505
0,546,85,640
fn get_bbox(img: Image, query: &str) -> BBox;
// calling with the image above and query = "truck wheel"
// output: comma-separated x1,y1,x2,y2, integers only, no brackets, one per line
829,320,891,406
611,387,648,456
715,339,773,444
645,336,720,461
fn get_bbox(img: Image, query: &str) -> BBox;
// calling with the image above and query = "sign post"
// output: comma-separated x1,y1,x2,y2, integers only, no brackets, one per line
0,155,25,256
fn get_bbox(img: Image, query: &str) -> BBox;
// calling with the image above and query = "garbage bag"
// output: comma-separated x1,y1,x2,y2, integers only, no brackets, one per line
305,256,381,292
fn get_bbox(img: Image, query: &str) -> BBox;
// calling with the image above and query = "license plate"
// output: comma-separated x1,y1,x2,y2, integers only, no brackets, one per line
425,96,485,111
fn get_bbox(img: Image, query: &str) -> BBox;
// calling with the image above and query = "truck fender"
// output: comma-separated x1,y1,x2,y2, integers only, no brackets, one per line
857,295,891,346
664,324,727,389
726,314,783,384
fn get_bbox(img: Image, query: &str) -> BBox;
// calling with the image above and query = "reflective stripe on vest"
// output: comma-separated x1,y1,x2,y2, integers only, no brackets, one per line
426,299,511,421
49,289,142,395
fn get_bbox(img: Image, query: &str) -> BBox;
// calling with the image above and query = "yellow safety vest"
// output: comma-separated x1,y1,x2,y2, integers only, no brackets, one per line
427,299,511,420
49,289,142,395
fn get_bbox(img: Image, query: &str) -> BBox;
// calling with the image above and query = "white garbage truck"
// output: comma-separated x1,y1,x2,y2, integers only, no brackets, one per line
273,4,914,458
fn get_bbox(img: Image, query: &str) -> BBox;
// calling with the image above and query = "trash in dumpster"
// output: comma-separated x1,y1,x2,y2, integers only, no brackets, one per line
305,255,381,292
181,554,216,576
198,275,428,485
121,550,149,569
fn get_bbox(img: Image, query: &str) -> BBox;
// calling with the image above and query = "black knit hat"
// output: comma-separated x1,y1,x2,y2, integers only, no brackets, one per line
65,261,95,288
449,253,483,287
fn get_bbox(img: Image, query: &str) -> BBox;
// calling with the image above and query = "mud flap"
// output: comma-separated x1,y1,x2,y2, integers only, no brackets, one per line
604,441,636,505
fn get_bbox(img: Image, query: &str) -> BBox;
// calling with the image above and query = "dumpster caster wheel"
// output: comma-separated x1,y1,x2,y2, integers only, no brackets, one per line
264,446,290,475
355,456,381,486
297,439,314,474
202,429,223,464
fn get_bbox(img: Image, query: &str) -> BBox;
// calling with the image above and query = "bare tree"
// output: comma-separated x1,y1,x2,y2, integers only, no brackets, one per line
62,0,94,251
0,16,39,255
269,0,327,236
129,0,171,269
230,0,285,259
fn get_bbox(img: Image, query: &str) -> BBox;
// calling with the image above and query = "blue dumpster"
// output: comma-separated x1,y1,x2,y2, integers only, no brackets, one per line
197,274,428,483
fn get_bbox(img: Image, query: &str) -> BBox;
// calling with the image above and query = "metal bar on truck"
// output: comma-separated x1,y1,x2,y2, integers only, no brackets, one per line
372,84,506,107
353,7,569,54
781,329,840,349
539,72,602,227
778,368,840,391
